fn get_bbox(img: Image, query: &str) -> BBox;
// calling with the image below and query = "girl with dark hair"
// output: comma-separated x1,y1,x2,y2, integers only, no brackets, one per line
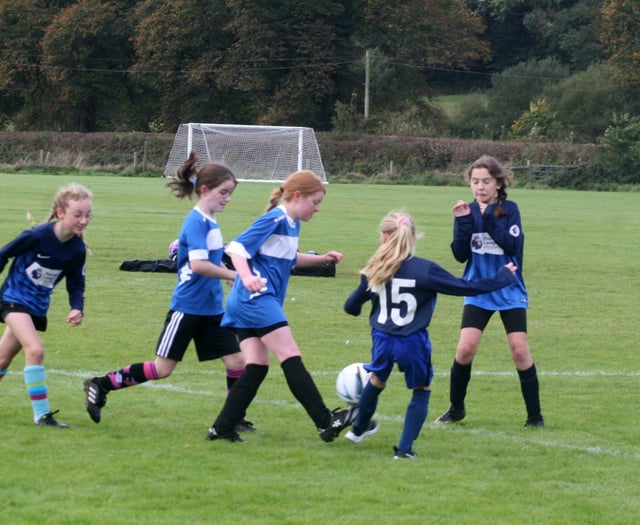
85,153,253,431
435,155,545,428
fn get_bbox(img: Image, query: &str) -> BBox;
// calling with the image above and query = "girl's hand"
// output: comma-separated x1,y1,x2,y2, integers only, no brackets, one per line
322,250,343,264
504,262,518,274
67,309,83,327
241,274,267,293
452,200,470,217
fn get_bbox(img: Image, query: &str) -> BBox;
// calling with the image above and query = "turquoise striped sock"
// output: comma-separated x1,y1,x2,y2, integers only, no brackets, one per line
24,365,50,422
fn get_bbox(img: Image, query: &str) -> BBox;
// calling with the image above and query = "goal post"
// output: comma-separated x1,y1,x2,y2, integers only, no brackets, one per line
163,123,327,183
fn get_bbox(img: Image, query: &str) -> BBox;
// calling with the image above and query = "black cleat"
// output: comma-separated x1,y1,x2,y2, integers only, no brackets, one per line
84,377,108,423
36,410,69,429
524,416,545,429
318,406,358,442
235,419,256,433
434,406,466,424
393,446,417,459
205,426,245,443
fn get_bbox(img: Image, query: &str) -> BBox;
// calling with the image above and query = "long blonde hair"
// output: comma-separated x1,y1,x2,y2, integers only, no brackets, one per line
361,211,418,290
265,170,325,212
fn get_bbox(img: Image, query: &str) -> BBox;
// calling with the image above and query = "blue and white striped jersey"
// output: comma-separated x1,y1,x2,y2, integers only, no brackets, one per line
0,223,86,316
169,207,225,316
451,200,528,310
222,205,299,328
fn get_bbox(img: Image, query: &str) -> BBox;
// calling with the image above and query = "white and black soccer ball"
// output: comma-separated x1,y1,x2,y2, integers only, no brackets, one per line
336,362,371,406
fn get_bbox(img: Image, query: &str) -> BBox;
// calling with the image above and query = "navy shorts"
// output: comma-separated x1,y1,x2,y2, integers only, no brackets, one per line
461,304,527,334
155,311,240,362
0,301,47,332
366,329,434,389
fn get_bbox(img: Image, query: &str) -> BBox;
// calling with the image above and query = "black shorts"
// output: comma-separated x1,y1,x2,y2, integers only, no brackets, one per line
155,311,240,362
235,321,289,342
461,304,527,334
0,301,47,332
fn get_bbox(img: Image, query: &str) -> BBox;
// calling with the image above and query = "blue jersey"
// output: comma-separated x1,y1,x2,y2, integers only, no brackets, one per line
451,200,528,310
344,256,515,337
222,205,299,329
0,223,86,317
169,207,226,316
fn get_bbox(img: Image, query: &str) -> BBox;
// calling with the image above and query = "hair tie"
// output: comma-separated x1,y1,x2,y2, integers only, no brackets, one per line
189,175,198,186
396,216,412,228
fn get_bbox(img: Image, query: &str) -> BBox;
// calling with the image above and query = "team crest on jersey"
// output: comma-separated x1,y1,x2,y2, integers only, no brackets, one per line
470,233,504,255
509,224,520,237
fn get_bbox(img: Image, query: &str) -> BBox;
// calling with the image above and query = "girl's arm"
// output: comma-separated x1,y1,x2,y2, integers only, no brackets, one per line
344,274,371,316
450,213,474,263
483,202,523,256
190,259,236,282
228,252,266,293
295,250,342,268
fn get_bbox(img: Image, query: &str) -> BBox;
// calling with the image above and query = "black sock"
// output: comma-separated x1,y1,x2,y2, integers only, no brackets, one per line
213,364,268,434
518,364,542,420
281,356,330,429
450,360,472,410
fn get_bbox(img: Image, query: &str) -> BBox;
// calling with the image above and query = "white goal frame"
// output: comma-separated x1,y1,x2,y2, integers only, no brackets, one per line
163,123,327,183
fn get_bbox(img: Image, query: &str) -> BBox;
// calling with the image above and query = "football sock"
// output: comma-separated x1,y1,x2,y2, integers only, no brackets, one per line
213,364,268,434
226,367,245,392
102,362,158,391
450,360,472,410
24,365,49,421
280,356,330,429
353,381,383,433
397,389,431,453
518,364,542,419
0,367,7,380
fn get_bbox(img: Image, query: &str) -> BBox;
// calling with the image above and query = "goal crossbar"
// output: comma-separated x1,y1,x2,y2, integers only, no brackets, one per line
163,123,327,183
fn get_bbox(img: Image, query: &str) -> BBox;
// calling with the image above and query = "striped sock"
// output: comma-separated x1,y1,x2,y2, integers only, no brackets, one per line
24,365,50,422
104,361,158,391
226,367,245,392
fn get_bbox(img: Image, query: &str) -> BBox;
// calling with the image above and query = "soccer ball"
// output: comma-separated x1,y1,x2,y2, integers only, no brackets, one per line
336,362,371,406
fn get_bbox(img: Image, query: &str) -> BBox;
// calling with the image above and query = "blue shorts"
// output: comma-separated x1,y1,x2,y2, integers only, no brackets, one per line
366,329,434,389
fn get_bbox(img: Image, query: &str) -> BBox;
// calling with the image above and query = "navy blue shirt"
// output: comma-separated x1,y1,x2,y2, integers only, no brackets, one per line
344,256,515,337
0,223,86,316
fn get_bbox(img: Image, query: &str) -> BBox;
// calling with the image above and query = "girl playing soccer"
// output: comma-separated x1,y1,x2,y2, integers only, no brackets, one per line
0,183,92,428
435,155,544,428
343,211,517,458
205,170,356,443
84,153,253,431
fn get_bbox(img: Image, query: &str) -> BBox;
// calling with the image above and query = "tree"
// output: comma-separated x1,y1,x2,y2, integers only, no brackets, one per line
219,0,358,129
601,0,640,89
40,0,138,131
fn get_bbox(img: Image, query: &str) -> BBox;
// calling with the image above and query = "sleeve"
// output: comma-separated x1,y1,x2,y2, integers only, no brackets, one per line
483,202,523,257
344,274,372,316
450,213,474,263
65,247,86,312
0,229,36,274
225,212,279,260
424,261,515,297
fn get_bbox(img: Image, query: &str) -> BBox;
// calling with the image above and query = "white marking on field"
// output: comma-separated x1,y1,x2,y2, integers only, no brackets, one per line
8,368,638,460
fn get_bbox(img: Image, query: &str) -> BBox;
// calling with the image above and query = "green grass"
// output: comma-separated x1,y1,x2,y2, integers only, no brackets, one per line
436,94,487,119
1,174,638,524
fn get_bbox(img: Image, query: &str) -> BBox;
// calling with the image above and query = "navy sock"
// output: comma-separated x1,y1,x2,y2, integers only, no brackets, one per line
518,364,542,420
450,360,471,410
353,381,383,433
397,389,431,453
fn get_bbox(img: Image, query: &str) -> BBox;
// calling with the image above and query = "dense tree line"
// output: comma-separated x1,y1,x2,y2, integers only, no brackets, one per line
0,0,638,144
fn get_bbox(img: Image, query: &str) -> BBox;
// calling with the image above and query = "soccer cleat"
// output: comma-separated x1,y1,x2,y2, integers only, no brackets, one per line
345,420,379,444
84,377,108,423
205,426,245,443
434,406,466,424
235,419,257,433
36,410,69,429
524,416,545,429
393,446,417,460
318,406,358,443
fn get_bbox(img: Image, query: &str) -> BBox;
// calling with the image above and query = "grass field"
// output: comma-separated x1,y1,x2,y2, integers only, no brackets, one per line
0,173,638,524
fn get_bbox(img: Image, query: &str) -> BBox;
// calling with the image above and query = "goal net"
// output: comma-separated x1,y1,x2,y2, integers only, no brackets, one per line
163,123,327,183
